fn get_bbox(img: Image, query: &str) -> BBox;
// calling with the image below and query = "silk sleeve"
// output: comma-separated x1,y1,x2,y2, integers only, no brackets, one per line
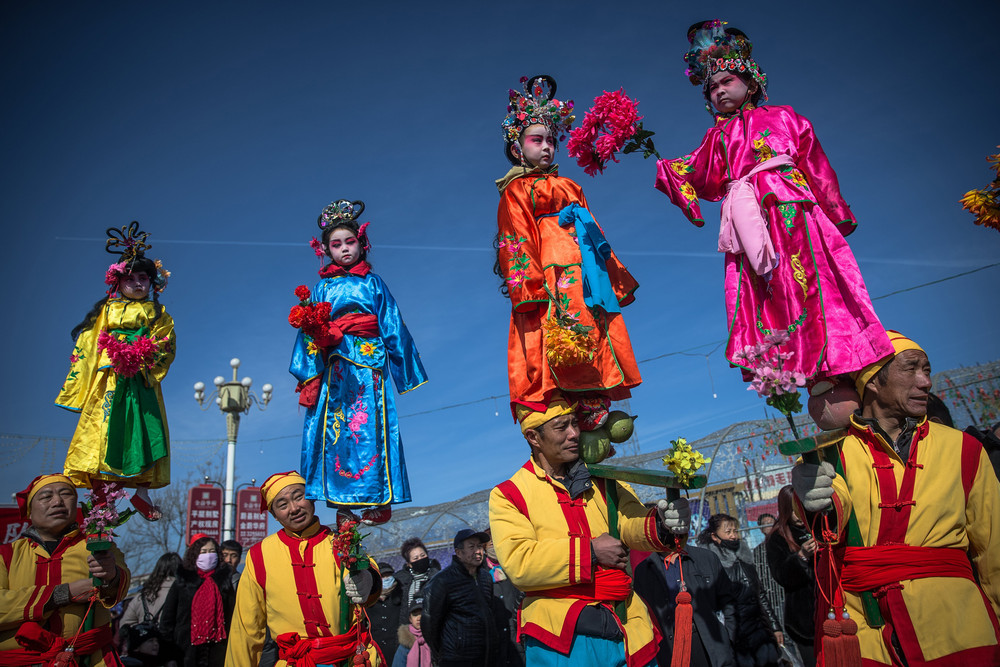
488,485,593,590
147,310,175,385
288,280,326,385
792,110,857,236
224,555,266,667
497,183,547,313
965,438,1000,616
616,482,672,553
654,127,727,227
374,277,428,394
0,545,56,629
54,307,107,412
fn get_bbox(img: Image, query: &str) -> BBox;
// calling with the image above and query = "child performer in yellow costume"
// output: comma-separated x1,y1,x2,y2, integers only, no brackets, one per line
55,222,175,519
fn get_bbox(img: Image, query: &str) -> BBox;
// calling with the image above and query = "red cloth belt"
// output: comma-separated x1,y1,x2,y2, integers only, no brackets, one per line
313,313,379,349
0,623,115,666
841,545,974,592
276,624,371,667
536,567,632,602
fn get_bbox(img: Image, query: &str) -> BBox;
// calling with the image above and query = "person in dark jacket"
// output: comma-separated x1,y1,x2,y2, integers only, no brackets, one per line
484,529,525,667
421,528,499,667
159,535,235,667
369,561,404,661
699,514,781,667
634,544,737,667
395,537,441,626
766,486,818,667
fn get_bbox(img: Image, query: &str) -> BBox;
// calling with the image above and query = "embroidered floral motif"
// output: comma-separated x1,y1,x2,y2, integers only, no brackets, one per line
778,203,797,235
306,339,320,355
556,267,578,290
757,306,808,336
102,390,114,422
680,182,698,203
357,341,377,357
784,168,809,189
500,233,531,289
670,157,695,175
69,345,84,364
790,252,808,300
752,130,775,162
334,384,377,479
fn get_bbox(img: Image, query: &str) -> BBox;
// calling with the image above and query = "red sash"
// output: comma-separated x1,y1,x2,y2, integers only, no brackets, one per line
536,567,632,603
313,313,379,349
276,624,373,667
841,545,974,592
0,624,118,666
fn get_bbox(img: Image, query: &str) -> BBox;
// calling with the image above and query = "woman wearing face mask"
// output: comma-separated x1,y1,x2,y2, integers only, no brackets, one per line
393,538,440,627
369,562,404,661
698,514,781,667
159,535,235,667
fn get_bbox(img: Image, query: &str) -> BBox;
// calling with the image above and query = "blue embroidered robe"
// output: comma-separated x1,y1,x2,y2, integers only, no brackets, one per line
289,272,427,507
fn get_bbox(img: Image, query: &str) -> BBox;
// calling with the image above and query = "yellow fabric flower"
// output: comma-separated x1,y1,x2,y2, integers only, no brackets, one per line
542,317,595,368
357,341,377,357
670,159,694,175
661,437,710,488
680,182,698,203
753,136,775,161
306,341,320,355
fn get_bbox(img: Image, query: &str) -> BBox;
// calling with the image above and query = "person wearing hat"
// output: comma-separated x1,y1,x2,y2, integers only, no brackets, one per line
420,528,499,666
488,397,691,667
224,471,383,666
0,474,130,665
368,561,403,662
395,596,431,667
792,331,1000,665
122,622,167,666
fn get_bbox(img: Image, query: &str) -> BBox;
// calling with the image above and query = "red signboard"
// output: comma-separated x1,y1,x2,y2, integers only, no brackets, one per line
0,505,86,544
235,487,268,547
186,484,223,545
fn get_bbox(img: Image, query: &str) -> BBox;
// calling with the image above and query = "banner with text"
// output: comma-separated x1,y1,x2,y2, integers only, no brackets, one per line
186,484,223,545
235,487,268,547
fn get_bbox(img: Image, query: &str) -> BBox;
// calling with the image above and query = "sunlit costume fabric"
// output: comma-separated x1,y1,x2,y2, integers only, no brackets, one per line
55,298,175,489
289,271,427,508
496,164,641,414
0,525,130,665
225,520,382,666
656,105,891,380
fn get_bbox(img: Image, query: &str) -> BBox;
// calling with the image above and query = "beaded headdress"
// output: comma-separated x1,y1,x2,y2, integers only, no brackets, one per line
314,199,371,255
684,20,768,104
501,75,575,147
104,221,169,295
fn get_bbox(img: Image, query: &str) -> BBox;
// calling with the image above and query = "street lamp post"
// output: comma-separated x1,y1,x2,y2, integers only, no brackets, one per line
194,358,272,542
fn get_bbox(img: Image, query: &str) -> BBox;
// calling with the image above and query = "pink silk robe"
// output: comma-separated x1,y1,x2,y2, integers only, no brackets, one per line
655,105,891,380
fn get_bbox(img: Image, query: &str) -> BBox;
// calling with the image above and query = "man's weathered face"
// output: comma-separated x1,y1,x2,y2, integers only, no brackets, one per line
871,349,932,420
455,537,485,570
270,484,315,533
29,482,77,537
527,414,580,469
221,549,241,568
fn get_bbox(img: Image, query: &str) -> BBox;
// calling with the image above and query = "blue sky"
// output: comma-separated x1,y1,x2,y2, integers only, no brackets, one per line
2,1,998,531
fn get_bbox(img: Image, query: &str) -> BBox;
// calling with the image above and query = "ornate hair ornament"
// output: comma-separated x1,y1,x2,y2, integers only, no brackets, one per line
684,20,768,104
315,199,372,254
502,75,575,146
104,221,168,295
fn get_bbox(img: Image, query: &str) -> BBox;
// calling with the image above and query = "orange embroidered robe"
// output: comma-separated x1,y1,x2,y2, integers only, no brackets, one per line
495,165,641,414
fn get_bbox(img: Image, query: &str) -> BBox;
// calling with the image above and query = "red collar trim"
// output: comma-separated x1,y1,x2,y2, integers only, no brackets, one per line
319,261,371,279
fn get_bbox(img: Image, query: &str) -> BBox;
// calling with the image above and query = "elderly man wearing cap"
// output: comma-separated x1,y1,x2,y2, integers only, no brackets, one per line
488,397,690,667
0,474,129,665
792,331,1000,665
421,528,499,667
224,471,383,666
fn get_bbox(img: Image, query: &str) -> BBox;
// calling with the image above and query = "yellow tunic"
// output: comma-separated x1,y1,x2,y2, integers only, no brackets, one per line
225,521,382,667
0,528,130,666
56,298,175,488
828,417,1000,665
488,458,669,666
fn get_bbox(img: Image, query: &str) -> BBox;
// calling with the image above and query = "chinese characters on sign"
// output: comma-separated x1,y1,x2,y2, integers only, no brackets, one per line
186,484,223,544
235,487,267,547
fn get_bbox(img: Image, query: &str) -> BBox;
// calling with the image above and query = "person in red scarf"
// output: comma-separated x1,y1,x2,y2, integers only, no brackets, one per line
158,535,235,667
0,473,130,666
488,397,690,667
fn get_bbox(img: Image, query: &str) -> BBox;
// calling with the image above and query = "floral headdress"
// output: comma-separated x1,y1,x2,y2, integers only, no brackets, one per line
311,199,371,256
104,221,169,295
501,75,575,148
684,20,768,108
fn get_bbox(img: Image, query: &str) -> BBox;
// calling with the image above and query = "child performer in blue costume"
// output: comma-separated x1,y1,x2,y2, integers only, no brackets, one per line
289,200,427,525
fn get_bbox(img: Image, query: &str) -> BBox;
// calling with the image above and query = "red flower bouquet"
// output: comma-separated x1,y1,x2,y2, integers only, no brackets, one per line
288,285,334,341
567,88,659,176
97,331,167,377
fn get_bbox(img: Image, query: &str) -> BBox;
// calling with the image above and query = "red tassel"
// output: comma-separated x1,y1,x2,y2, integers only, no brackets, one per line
671,589,693,667
822,618,844,667
821,614,862,667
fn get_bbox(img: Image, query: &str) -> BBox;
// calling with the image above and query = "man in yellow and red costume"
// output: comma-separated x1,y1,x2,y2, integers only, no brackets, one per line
488,397,690,667
0,474,129,666
224,471,383,666
793,331,1000,666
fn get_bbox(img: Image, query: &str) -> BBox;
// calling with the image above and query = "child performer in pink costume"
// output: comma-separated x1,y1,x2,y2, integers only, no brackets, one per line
655,21,891,392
